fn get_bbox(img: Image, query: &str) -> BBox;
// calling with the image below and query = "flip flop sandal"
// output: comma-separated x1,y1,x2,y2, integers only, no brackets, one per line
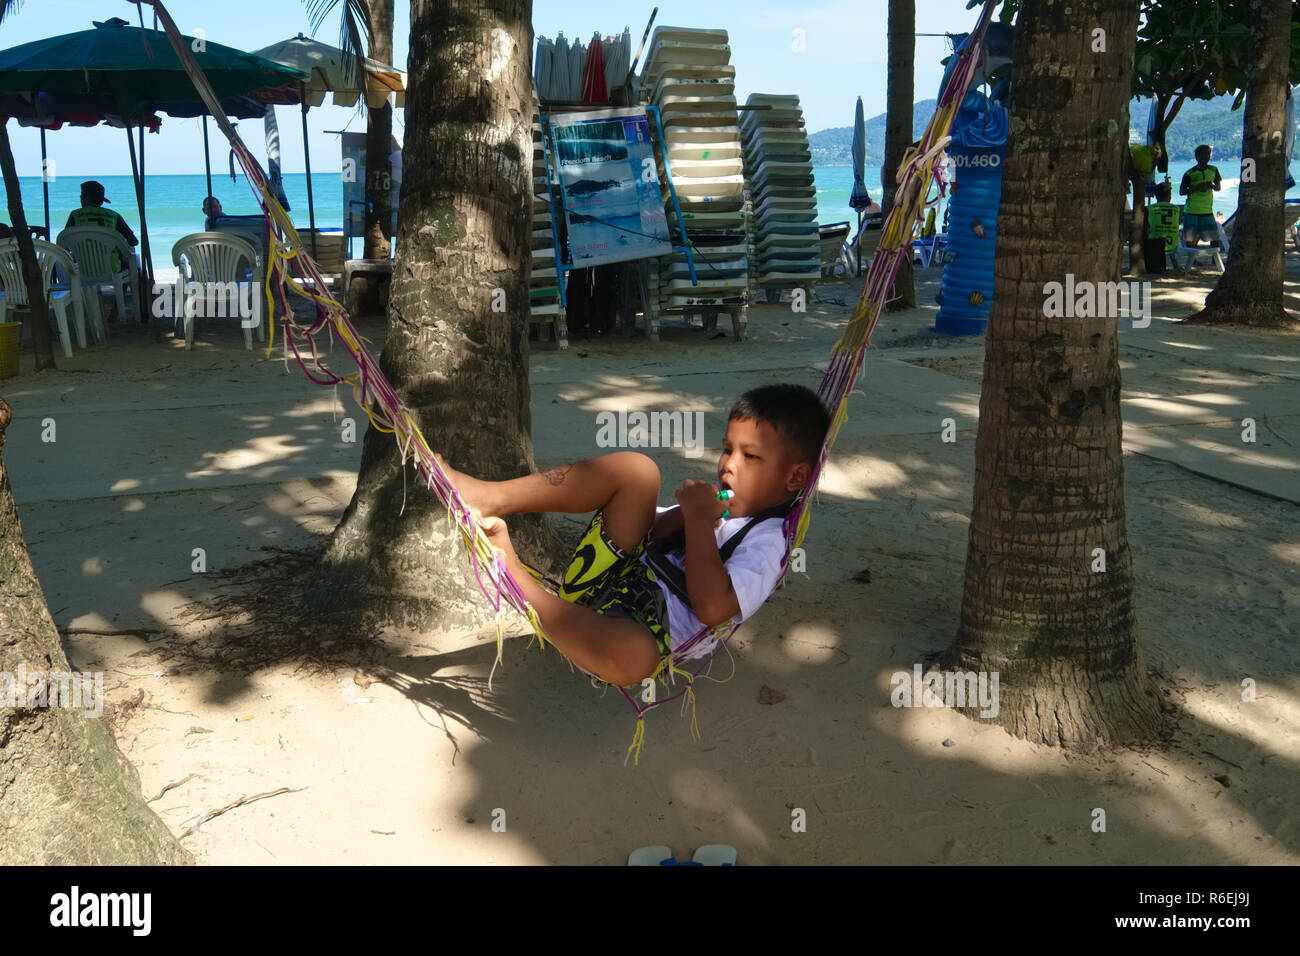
628,845,677,866
691,844,738,865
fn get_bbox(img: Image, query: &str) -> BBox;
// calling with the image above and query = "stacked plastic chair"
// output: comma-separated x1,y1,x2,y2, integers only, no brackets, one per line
740,93,819,301
639,26,749,339
528,93,568,349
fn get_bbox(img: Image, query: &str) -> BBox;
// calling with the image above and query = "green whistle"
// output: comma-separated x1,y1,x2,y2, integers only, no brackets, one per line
717,488,733,517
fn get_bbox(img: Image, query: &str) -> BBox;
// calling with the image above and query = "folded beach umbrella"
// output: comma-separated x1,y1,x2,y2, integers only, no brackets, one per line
552,33,570,101
533,36,547,96
603,29,630,96
580,33,608,103
849,96,871,211
263,106,290,211
570,42,586,102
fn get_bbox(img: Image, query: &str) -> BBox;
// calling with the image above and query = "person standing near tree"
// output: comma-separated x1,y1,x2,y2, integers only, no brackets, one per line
1179,144,1222,250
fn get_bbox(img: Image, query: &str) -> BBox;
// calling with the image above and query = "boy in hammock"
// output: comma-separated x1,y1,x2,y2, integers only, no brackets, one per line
436,384,831,688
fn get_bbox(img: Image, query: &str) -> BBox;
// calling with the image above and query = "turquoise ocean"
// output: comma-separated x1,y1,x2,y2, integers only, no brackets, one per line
9,160,1294,270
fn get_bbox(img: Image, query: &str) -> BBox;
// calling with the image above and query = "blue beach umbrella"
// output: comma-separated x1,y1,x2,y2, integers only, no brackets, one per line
850,96,869,209
849,96,871,272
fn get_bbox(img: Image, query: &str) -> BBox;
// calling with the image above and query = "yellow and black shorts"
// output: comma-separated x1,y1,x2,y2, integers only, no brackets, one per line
560,509,672,657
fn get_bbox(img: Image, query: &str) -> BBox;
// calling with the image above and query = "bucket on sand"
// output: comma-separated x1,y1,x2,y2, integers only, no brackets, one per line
0,321,21,379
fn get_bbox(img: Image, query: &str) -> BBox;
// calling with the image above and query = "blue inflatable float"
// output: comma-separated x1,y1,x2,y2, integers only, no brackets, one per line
934,24,1013,336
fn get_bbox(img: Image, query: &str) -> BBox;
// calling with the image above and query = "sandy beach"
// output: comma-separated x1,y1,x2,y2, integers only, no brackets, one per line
3,261,1298,865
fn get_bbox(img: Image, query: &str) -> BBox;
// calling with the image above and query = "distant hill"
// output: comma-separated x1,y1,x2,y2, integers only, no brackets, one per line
809,100,937,167
1127,95,1255,161
811,94,1296,165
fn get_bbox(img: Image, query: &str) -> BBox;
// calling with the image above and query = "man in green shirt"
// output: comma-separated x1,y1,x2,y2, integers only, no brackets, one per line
1178,145,1221,248
65,180,138,273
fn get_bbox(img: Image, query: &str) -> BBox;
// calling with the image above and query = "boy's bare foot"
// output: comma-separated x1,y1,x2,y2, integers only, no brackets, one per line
434,453,505,518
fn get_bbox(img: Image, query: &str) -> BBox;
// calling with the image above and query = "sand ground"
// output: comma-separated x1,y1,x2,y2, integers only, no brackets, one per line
3,260,1299,865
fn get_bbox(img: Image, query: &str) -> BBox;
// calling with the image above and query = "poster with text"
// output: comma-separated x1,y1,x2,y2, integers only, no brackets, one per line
343,132,402,242
549,108,672,268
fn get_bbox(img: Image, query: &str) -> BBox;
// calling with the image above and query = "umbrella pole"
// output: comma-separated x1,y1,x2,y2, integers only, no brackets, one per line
123,121,153,334
857,210,863,275
40,128,50,239
139,123,154,317
203,114,213,200
301,98,317,259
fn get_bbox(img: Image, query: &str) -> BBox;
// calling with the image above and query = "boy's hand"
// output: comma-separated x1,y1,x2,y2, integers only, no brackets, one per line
476,511,518,566
675,479,727,526
648,505,685,542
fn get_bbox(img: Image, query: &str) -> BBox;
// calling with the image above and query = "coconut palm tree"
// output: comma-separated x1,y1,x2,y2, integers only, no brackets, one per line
882,0,916,310
305,0,394,312
943,0,1169,749
311,0,561,629
1186,0,1298,328
0,0,192,867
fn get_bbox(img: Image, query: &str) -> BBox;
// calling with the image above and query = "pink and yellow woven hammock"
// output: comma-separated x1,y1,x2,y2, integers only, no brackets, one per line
143,0,998,764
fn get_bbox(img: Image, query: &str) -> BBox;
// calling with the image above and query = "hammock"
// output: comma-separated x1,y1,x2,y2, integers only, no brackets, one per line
142,0,998,765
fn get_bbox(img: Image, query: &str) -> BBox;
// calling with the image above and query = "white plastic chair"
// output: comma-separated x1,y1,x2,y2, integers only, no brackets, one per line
1173,225,1226,272
56,226,140,323
171,232,263,350
0,238,93,358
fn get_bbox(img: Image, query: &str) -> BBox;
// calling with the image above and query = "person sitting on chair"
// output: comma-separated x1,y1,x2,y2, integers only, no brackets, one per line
65,180,137,273
202,196,225,231
1144,181,1180,275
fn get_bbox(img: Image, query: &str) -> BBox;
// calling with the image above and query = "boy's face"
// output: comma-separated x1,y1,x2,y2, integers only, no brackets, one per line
717,416,811,517
1196,148,1211,165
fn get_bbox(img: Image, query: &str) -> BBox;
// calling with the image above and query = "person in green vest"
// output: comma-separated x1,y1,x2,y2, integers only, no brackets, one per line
1144,180,1181,274
1179,145,1221,249
65,180,137,273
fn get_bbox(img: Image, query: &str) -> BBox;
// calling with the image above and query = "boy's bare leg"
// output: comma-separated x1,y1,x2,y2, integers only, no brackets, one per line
481,516,661,686
436,451,659,554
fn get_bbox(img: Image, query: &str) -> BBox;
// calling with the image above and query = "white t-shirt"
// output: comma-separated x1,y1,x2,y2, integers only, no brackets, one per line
643,506,788,660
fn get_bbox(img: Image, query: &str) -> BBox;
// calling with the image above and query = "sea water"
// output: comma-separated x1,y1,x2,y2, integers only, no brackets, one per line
9,159,1295,272
10,172,346,262
810,159,1298,230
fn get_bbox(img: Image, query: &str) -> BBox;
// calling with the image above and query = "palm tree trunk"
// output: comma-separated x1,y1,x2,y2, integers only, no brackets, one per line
312,0,561,634
1127,173,1147,273
1186,0,1296,328
0,120,56,371
356,0,394,314
0,399,189,863
882,0,916,310
942,0,1169,750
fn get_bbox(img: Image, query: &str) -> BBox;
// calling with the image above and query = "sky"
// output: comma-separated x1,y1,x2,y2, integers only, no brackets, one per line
3,0,980,177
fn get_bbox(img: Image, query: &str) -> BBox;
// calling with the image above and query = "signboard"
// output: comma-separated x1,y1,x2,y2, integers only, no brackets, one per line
548,107,672,268
342,132,402,240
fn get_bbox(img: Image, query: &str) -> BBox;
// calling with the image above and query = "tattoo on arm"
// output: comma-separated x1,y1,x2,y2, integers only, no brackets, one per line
542,464,572,486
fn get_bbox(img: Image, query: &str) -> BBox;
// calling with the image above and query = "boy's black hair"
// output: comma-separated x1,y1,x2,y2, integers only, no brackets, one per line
728,383,831,467
1155,181,1171,201
1194,144,1212,158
